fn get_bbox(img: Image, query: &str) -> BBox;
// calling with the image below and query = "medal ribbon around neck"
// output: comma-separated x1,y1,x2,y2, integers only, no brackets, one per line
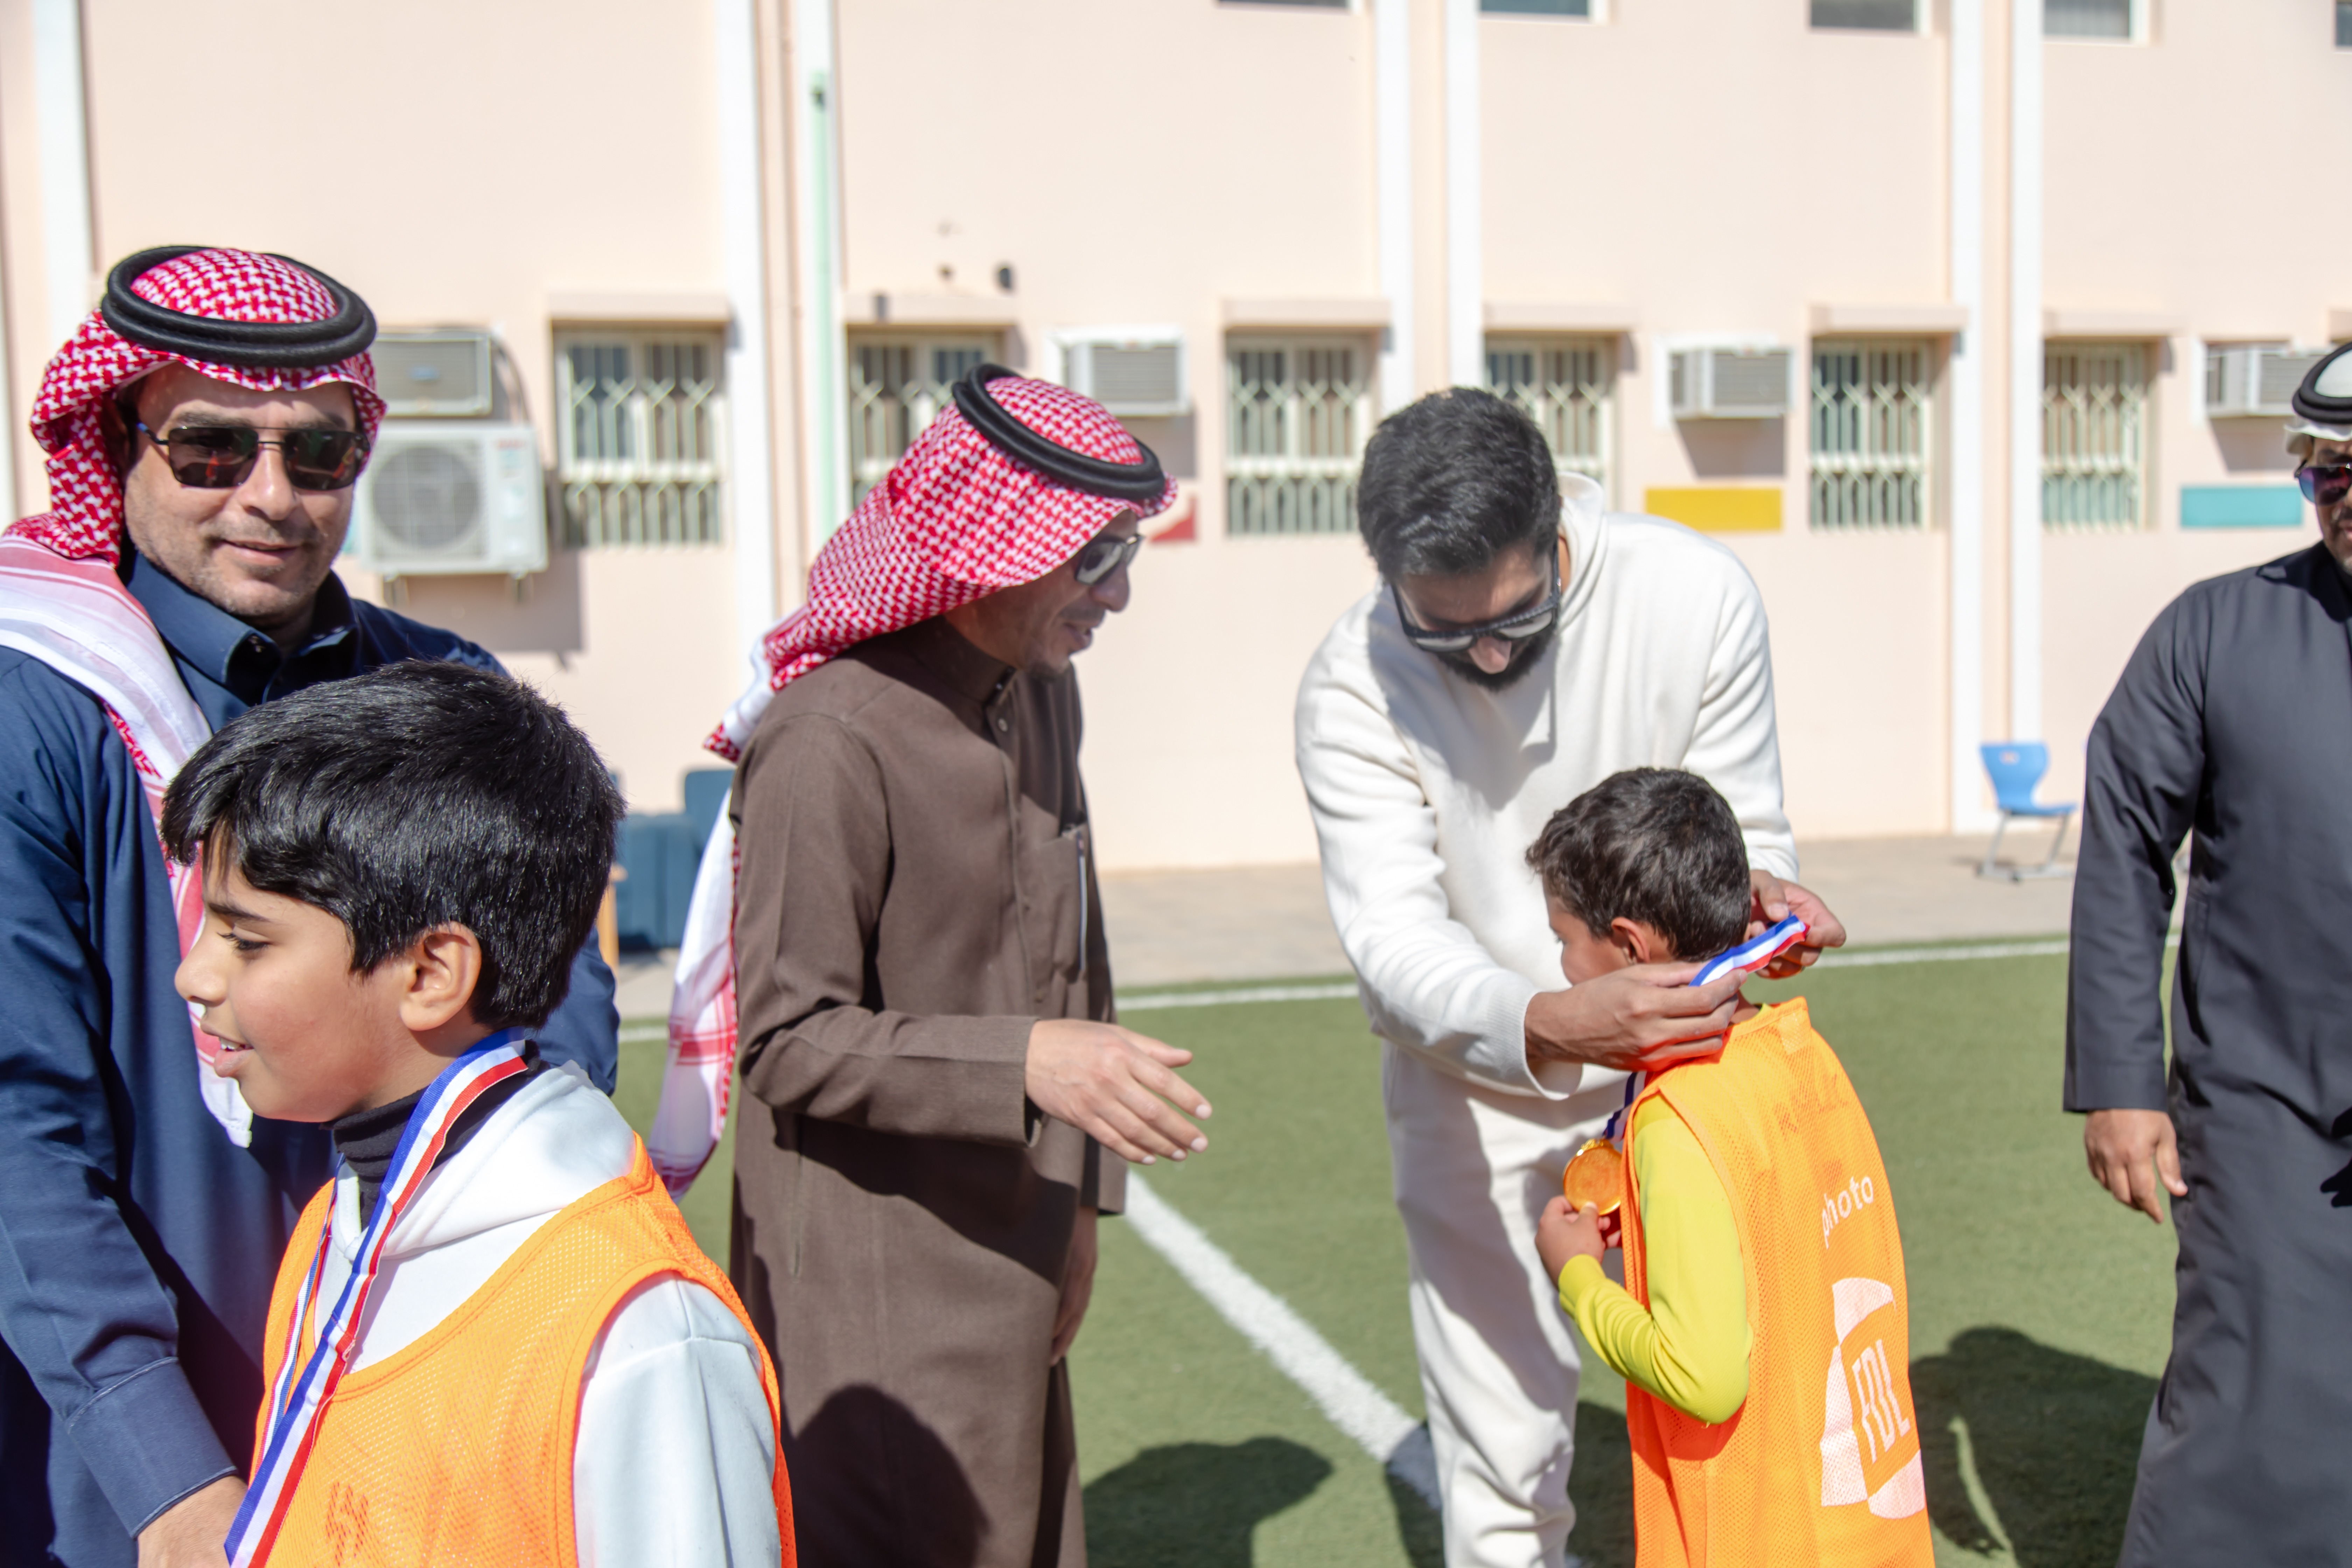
1600,914,1810,1144
225,1031,531,1568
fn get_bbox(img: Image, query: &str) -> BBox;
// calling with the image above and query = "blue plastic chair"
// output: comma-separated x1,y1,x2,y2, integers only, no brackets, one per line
1977,742,2077,881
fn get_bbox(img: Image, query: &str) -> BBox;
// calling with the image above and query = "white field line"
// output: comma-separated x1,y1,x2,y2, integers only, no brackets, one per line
1116,936,2091,1014
620,936,2126,1037
1123,1175,1442,1512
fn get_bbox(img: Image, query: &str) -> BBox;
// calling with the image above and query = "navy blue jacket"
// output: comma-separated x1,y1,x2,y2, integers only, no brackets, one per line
0,556,618,1566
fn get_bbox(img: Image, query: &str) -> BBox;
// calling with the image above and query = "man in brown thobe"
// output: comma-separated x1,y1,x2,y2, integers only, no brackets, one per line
721,368,1209,1567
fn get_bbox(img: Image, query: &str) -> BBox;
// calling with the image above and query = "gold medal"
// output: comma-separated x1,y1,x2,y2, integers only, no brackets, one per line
1561,1137,1624,1217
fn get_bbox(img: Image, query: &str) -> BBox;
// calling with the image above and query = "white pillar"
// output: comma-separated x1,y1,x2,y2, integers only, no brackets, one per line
1947,0,1990,829
1373,0,1416,413
791,0,848,545
2007,0,2044,741
1443,0,1482,388
33,0,93,352
716,0,778,653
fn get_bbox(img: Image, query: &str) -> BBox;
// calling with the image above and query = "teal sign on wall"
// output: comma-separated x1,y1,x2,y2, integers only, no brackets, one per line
2179,485,2306,530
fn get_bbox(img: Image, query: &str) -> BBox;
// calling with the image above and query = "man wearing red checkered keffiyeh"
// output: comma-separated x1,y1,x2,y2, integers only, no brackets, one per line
0,248,619,1568
672,365,1207,1566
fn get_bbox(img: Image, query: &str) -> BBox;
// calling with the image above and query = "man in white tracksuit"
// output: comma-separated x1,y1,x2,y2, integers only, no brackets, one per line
1295,388,1846,1567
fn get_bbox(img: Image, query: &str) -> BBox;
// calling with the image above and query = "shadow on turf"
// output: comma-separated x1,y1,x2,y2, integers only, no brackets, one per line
1912,1327,2156,1566
1084,1437,1332,1567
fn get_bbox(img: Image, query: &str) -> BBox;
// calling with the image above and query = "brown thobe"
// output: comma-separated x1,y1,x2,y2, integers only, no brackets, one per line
729,615,1118,1568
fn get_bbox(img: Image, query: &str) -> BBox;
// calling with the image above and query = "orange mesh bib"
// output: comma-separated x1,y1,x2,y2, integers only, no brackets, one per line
255,1141,794,1567
1618,999,1930,1568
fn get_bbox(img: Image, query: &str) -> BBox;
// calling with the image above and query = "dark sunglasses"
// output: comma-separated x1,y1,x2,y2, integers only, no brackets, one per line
1391,539,1565,654
1072,531,1143,586
132,418,370,492
2296,463,2352,507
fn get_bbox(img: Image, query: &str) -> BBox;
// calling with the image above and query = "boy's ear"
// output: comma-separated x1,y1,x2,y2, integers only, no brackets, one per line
1607,917,1672,966
396,925,484,1035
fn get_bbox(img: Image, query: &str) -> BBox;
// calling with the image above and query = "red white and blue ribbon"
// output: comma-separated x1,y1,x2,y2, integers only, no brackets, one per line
1690,913,1810,988
224,1032,530,1568
1602,915,1812,1142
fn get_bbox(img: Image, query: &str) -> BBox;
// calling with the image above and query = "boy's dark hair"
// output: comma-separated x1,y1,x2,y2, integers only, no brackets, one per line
1356,387,1562,581
1525,768,1751,963
160,661,624,1031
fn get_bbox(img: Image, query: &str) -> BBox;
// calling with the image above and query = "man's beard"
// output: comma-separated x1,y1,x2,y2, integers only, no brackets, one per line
1437,621,1558,691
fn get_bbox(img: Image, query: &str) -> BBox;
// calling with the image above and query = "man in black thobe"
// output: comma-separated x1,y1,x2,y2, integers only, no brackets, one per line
2066,342,2352,1563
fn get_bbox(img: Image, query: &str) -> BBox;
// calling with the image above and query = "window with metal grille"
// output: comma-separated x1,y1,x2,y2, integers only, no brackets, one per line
2043,341,2147,528
2045,0,2133,38
2339,0,2351,46
1483,0,1591,15
846,336,996,505
1811,0,1917,30
1486,337,1612,498
1227,338,1373,537
555,332,726,547
1810,340,1932,528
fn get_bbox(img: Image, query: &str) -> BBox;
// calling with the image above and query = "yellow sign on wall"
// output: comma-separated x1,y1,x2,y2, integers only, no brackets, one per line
1643,487,1783,533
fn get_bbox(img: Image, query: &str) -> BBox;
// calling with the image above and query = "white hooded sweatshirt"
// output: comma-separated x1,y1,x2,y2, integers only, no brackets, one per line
312,1062,781,1567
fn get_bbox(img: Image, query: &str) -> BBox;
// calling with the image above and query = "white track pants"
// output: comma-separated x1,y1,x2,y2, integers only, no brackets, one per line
1385,1043,1623,1568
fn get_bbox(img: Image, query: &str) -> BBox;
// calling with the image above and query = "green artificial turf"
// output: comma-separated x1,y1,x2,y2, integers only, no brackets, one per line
615,950,2177,1568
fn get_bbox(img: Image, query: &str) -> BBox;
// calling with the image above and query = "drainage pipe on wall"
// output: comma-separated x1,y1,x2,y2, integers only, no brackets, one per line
1443,0,1481,388
2007,0,2044,741
716,0,779,654
1373,0,1415,414
790,0,847,545
1947,0,1989,830
33,0,92,354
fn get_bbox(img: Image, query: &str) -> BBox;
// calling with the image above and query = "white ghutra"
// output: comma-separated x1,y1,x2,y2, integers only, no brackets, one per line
224,1031,530,1567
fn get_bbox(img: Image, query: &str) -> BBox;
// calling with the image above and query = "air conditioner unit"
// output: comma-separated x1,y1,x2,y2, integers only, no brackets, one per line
2205,343,2327,419
372,330,495,418
1669,345,1792,419
1058,328,1188,416
347,421,547,578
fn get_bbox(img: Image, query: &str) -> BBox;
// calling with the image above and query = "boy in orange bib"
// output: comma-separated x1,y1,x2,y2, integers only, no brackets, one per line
1529,769,1929,1568
159,662,794,1568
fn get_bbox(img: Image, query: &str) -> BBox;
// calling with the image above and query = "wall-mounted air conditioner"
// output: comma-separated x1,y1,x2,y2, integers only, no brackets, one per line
1669,344,1792,419
372,330,495,418
346,421,547,578
2204,343,2326,419
1056,327,1188,416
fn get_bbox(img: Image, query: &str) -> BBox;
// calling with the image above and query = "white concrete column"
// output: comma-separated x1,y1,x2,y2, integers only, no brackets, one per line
1947,0,1990,829
1373,0,1416,414
1442,0,1481,388
716,0,779,653
2007,0,2043,740
33,0,93,351
790,0,848,546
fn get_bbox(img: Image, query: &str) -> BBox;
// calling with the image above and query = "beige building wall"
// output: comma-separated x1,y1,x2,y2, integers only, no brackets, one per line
1,0,2346,868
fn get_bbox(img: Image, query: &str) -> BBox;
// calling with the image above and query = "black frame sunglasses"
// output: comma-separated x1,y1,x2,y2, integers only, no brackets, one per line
2296,463,2352,507
1072,531,1144,586
1391,536,1565,654
131,416,371,492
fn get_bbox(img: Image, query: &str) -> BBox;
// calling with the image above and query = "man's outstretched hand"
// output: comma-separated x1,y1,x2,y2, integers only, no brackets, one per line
1026,1020,1211,1165
2085,1107,2186,1224
1749,869,1847,979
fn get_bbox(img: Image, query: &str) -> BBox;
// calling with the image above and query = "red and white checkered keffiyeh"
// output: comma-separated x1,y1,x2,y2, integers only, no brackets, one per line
9,247,384,563
0,247,383,1146
648,372,1174,1190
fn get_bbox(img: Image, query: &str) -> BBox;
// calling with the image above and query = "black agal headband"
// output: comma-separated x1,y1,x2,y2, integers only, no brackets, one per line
951,363,1166,503
2292,342,2352,429
100,246,377,369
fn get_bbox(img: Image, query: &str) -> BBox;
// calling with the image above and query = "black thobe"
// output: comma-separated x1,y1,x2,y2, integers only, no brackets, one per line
2066,542,2352,1565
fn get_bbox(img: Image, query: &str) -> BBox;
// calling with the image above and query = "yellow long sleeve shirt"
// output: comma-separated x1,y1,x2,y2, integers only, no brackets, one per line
1555,1094,1752,1424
